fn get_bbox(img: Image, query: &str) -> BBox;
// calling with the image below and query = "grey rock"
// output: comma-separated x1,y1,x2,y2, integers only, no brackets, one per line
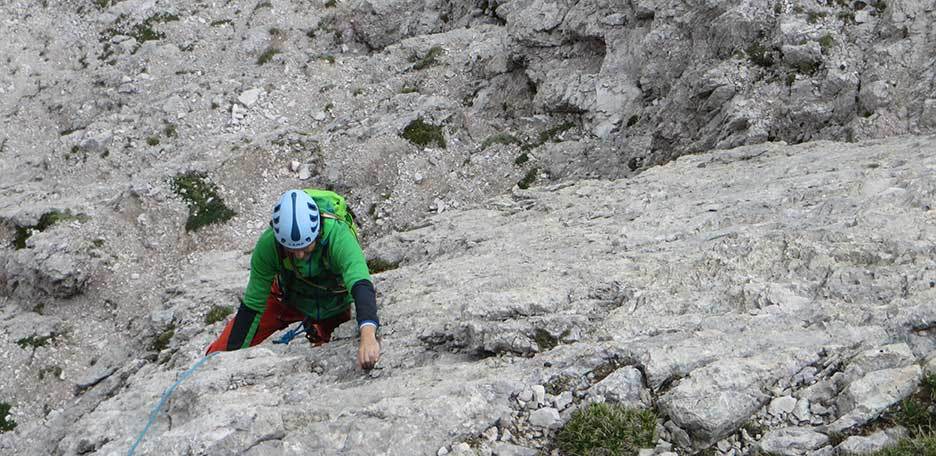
757,427,829,455
793,399,811,423
588,366,644,407
769,396,798,417
492,443,538,456
532,384,546,406
835,427,906,455
238,88,263,107
659,351,817,446
663,421,692,449
528,407,561,429
829,365,922,433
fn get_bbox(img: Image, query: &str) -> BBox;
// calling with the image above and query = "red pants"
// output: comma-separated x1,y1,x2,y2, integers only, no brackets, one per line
206,282,351,354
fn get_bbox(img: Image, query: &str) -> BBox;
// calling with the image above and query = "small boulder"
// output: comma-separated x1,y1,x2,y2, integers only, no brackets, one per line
756,427,829,455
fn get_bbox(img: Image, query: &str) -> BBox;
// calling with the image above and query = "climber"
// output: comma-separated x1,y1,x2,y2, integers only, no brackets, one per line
206,189,380,370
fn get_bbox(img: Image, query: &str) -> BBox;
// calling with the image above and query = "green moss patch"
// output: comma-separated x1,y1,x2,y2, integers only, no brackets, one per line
131,12,179,43
204,305,234,325
257,47,281,65
170,172,236,231
401,118,446,149
367,258,401,274
16,334,55,349
13,210,88,249
152,325,175,352
482,133,522,150
555,403,657,456
0,402,15,433
412,46,444,70
747,41,775,67
517,168,538,189
520,122,577,152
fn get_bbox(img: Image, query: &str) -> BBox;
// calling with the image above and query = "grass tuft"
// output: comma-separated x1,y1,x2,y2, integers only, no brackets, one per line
401,118,446,149
517,168,538,189
146,137,160,146
257,47,281,65
482,133,522,150
170,172,236,231
0,403,15,433
412,46,444,71
13,210,88,249
367,258,401,274
16,334,55,349
204,305,234,325
747,41,775,67
555,403,657,456
152,325,175,352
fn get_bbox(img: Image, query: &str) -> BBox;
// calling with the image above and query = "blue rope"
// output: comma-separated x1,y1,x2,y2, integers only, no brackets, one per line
127,353,219,456
272,322,306,344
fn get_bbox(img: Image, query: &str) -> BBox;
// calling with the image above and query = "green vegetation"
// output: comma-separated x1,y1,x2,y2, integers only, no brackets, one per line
16,334,55,349
747,41,775,67
367,258,401,274
210,19,233,27
353,88,364,96
517,122,576,153
13,210,88,249
545,374,577,396
257,47,280,65
38,365,63,381
481,132,522,150
400,85,419,94
837,10,855,24
324,0,337,7
324,102,334,111
130,12,179,43
146,137,160,146
152,325,175,352
555,403,657,456
538,122,575,144
94,0,110,9
819,34,835,52
861,373,936,455
867,435,936,455
794,61,819,76
412,46,444,70
255,1,273,11
786,72,797,86
164,123,178,138
318,54,336,64
533,328,559,351
170,172,237,231
204,305,234,325
517,167,538,189
807,11,828,24
0,403,15,433
514,152,530,166
626,114,640,127
401,118,446,149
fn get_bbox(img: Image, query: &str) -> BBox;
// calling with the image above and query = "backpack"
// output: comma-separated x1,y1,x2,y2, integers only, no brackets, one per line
303,188,359,239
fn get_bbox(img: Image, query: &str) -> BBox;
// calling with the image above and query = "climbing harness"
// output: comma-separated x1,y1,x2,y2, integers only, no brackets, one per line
127,353,219,456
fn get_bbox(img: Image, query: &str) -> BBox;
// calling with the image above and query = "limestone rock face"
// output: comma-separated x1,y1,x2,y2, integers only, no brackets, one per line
0,136,930,454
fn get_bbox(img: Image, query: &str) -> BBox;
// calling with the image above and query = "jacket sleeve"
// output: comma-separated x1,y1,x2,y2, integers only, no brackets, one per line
241,229,279,313
326,221,378,328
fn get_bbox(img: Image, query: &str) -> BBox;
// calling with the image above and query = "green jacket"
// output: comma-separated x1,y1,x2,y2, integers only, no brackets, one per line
242,217,371,320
